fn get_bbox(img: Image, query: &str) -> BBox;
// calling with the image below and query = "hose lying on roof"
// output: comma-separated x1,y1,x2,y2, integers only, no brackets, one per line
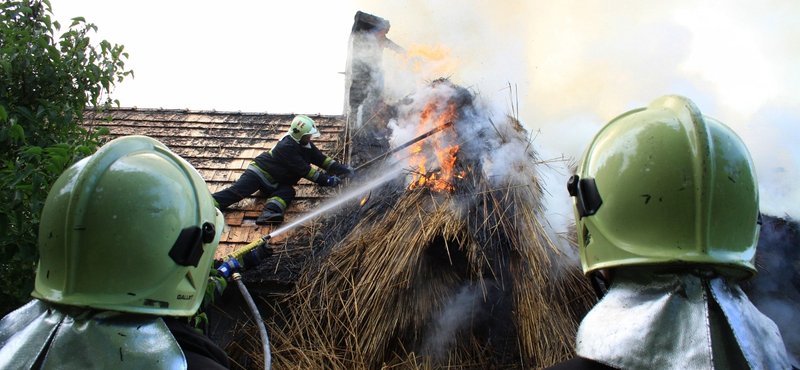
233,272,271,370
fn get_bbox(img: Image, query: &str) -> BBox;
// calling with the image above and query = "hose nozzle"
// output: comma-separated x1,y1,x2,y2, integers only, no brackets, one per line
217,235,273,278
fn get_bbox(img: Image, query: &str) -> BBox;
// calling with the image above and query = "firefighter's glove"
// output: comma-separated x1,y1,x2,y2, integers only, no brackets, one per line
343,165,355,177
327,176,341,187
242,242,274,269
208,269,228,298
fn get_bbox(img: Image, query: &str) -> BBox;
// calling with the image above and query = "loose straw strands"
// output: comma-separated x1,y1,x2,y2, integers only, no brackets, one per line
228,117,595,369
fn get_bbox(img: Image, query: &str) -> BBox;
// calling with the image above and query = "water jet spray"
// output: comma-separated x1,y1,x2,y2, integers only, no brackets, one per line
218,165,405,278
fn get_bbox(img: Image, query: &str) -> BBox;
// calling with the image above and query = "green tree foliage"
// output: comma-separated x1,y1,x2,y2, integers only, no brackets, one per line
0,0,132,315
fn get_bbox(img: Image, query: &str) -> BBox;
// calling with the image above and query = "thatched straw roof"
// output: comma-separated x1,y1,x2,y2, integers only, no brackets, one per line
228,79,596,368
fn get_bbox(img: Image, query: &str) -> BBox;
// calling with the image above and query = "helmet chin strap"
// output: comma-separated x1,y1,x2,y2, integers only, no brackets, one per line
589,270,610,300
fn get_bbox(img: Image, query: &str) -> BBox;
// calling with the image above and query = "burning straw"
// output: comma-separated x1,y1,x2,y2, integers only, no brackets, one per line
231,81,596,369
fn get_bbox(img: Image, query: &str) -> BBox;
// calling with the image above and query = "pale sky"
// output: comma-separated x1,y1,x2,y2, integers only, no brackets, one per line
55,0,800,222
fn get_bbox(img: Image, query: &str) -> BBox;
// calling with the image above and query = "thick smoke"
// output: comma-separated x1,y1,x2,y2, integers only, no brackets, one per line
742,215,800,368
355,1,800,361
420,283,483,362
355,0,800,221
386,80,536,188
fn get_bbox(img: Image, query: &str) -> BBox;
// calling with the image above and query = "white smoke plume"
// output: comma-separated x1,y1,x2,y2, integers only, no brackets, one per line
385,80,538,190
743,215,800,367
356,0,800,222
353,2,800,361
420,283,483,362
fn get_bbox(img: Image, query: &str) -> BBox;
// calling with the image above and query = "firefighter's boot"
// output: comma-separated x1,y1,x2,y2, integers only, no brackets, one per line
256,204,284,224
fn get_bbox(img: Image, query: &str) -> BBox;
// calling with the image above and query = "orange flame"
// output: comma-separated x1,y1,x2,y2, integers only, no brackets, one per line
408,102,460,193
395,43,457,80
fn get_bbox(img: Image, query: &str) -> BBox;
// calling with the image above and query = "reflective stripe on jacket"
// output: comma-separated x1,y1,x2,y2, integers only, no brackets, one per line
252,135,341,186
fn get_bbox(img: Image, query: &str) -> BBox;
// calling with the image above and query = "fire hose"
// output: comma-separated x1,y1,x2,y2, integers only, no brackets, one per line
232,272,270,370
217,235,273,370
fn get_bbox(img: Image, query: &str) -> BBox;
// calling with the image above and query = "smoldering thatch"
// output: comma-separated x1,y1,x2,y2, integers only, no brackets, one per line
227,81,595,369
245,150,590,369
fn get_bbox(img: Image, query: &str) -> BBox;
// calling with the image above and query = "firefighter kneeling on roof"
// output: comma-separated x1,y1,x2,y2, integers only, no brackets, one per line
213,115,354,224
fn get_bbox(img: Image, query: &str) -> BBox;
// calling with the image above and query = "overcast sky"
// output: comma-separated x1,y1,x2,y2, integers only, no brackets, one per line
54,0,800,222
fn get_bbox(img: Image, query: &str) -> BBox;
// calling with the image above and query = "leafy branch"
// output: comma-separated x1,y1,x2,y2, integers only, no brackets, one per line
0,0,132,315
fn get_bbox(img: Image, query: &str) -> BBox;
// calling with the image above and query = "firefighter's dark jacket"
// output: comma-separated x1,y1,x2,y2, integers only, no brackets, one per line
251,135,346,186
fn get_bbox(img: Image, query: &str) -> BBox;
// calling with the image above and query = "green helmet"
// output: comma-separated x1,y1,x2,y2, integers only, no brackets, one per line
32,135,224,316
288,115,320,142
568,95,760,280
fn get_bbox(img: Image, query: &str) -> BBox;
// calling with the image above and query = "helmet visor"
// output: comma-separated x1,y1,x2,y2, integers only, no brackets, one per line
309,125,320,138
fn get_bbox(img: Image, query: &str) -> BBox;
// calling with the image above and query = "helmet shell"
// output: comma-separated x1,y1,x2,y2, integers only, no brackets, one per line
573,95,760,280
33,135,224,316
288,115,320,142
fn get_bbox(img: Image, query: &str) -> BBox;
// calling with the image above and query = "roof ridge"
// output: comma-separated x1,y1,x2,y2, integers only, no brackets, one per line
84,107,343,118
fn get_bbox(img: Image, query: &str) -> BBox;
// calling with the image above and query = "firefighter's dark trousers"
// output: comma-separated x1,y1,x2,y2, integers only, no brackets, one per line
212,169,295,213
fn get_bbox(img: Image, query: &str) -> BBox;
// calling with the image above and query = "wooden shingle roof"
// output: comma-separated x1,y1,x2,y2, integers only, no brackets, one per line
83,108,346,260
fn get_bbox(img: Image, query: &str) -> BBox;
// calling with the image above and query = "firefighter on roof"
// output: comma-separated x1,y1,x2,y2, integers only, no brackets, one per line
0,136,229,370
212,115,354,224
546,95,796,370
